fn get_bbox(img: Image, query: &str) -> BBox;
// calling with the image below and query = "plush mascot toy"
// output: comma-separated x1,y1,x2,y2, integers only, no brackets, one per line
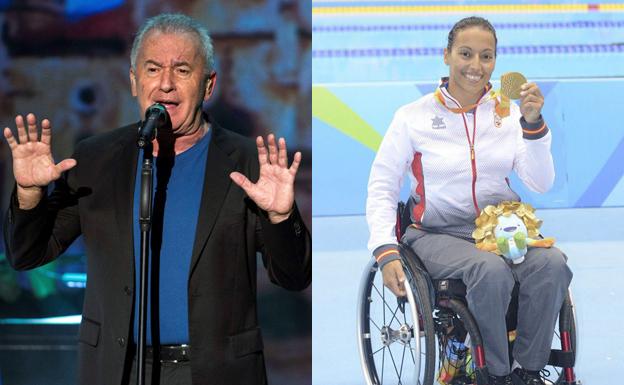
472,201,555,264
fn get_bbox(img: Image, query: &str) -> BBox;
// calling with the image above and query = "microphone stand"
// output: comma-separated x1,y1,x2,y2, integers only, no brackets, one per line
137,140,153,385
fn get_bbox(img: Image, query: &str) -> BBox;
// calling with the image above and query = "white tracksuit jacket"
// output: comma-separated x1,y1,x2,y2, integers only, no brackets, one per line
366,83,554,267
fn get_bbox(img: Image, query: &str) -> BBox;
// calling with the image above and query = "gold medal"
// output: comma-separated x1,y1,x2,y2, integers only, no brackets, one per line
500,72,527,100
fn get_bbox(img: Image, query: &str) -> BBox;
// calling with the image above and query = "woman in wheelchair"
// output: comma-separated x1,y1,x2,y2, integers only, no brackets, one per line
365,17,573,385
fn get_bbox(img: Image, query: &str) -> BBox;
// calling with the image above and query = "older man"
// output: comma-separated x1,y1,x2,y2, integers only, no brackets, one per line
3,13,310,385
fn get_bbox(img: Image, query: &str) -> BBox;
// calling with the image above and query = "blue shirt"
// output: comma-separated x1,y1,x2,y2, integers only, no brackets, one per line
133,130,211,345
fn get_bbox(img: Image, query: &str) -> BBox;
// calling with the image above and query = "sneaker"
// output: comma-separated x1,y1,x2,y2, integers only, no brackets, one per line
511,367,546,385
489,374,513,385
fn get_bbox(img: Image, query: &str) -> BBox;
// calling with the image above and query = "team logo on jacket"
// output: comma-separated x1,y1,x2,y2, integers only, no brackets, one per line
431,116,446,129
494,112,502,128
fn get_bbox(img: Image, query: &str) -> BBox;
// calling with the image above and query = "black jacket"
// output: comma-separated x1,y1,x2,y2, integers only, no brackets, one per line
4,122,311,385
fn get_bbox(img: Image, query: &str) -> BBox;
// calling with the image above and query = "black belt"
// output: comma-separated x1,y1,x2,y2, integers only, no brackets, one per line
144,344,191,363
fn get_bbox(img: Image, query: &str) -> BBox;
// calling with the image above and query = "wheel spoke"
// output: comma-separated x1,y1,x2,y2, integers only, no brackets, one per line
399,342,407,380
387,344,402,380
382,345,385,384
369,316,382,332
372,282,384,298
387,302,402,327
408,339,416,364
373,282,404,327
382,285,387,326
372,283,390,323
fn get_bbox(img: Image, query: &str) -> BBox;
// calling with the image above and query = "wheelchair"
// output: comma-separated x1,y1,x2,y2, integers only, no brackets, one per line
357,202,580,385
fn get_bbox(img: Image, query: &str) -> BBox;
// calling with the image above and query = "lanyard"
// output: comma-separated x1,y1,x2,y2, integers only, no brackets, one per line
434,87,511,118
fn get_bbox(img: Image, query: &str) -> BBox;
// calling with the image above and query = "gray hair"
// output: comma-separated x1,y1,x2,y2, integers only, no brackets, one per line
130,13,215,75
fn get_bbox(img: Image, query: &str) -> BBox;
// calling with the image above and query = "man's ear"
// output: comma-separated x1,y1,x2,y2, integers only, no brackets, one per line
130,68,137,97
443,48,449,66
203,72,217,101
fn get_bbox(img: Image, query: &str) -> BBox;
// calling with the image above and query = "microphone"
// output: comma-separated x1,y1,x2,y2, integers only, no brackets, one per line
137,103,168,148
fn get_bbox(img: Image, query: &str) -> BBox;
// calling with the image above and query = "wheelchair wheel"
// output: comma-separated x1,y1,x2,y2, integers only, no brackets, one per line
541,290,578,385
357,257,436,384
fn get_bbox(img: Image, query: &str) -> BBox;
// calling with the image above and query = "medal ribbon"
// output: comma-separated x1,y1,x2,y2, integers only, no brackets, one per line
434,87,511,118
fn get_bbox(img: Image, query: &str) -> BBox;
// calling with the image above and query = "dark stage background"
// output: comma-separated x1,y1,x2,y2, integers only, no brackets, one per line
0,1,311,384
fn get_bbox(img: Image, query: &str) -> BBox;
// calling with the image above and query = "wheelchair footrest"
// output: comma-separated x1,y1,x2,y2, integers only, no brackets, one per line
547,349,575,368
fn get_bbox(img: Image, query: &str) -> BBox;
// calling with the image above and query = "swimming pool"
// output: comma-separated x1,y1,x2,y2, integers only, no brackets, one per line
313,0,624,215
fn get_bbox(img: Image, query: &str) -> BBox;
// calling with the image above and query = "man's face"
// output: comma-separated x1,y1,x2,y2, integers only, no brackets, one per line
130,31,215,135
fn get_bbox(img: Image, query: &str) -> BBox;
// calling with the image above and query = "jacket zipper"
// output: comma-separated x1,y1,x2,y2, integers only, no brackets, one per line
440,86,482,217
460,111,480,216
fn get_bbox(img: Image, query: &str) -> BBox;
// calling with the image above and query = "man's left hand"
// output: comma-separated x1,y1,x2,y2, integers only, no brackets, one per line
230,134,301,224
519,82,544,123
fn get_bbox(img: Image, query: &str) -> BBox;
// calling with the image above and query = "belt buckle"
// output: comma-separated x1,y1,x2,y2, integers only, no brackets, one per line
160,344,189,364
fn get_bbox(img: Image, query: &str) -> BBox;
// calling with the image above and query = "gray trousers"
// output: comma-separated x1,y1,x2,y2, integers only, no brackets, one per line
404,227,573,376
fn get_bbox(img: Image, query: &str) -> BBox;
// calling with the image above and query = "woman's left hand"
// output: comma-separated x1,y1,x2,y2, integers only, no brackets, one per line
519,82,544,123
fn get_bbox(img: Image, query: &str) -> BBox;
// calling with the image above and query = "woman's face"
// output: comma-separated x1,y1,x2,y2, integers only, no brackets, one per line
444,27,496,103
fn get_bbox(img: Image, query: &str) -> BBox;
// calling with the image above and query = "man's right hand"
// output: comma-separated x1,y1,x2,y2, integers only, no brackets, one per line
3,113,76,209
382,259,407,297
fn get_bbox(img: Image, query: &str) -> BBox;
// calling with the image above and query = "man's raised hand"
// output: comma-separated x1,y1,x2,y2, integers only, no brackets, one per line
3,113,76,209
229,134,301,224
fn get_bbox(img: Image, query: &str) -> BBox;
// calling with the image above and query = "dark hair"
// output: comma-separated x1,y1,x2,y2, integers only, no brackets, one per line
447,16,497,54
